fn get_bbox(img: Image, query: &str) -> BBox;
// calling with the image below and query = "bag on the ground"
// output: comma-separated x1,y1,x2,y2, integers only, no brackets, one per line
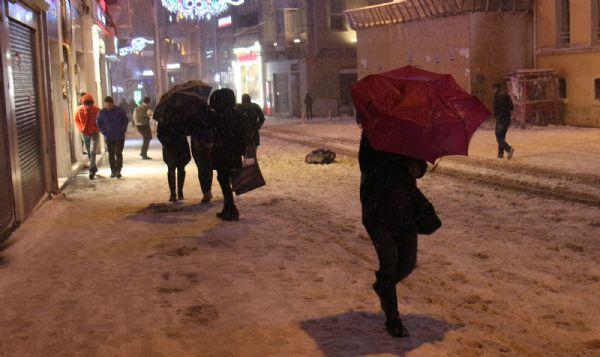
231,161,266,196
413,187,442,235
305,148,336,165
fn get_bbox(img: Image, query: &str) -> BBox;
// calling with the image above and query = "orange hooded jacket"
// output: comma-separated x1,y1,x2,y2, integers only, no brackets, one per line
74,94,100,136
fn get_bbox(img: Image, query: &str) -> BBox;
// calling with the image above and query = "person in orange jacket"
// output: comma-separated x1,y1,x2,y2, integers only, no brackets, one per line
75,93,101,179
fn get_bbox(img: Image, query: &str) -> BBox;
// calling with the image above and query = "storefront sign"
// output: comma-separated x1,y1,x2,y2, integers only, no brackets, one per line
237,52,257,62
218,16,232,28
8,2,36,29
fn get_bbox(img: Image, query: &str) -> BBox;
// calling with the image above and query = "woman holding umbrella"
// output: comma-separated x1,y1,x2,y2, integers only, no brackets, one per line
154,81,212,202
353,66,490,337
210,88,246,221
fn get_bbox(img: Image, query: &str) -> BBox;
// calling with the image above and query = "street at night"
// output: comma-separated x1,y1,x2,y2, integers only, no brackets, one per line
1,0,600,356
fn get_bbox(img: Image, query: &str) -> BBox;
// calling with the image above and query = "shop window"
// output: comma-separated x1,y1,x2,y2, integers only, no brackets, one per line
593,0,600,44
558,78,567,99
556,0,570,45
329,0,346,31
595,79,600,100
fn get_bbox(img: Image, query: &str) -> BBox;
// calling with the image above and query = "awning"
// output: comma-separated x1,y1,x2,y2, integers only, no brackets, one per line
345,0,533,31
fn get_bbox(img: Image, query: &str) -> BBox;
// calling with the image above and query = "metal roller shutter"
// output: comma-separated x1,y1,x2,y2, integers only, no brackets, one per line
9,20,46,217
0,106,15,238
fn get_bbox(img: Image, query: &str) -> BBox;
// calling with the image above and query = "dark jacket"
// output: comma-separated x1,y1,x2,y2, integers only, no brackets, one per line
210,89,246,170
359,135,421,232
97,106,129,141
237,102,265,147
493,92,513,125
211,108,245,170
189,105,215,150
157,122,191,167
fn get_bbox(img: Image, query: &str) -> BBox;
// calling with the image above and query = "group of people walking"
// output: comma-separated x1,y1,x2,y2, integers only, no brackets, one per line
74,94,157,179
157,89,265,222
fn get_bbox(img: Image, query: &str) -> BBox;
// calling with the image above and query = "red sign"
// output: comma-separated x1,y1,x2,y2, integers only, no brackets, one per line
237,52,257,62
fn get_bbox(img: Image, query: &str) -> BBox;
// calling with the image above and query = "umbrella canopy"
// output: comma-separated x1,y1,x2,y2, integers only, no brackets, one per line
352,66,491,163
154,80,212,126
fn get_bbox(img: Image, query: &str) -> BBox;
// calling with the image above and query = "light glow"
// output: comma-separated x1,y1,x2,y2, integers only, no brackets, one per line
161,0,245,21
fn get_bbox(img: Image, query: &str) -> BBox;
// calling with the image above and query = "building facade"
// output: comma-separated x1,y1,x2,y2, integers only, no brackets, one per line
1,0,114,241
346,0,534,112
536,0,600,127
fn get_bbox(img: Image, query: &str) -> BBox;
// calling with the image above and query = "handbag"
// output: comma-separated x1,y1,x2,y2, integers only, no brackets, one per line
413,187,441,235
231,161,266,196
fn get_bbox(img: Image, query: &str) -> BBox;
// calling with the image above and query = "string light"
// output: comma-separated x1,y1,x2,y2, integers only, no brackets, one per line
160,0,245,21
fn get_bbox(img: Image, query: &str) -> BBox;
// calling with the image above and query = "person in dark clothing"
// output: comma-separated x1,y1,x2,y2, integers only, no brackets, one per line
97,96,129,178
134,97,153,160
304,93,314,121
191,104,215,203
493,83,515,159
210,88,246,221
157,121,191,202
359,134,427,338
237,93,265,159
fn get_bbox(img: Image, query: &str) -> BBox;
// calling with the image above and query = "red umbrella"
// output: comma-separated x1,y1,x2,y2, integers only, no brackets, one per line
352,66,491,163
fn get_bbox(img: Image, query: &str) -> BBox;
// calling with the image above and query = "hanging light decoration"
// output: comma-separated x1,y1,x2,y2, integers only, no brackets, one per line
161,0,245,21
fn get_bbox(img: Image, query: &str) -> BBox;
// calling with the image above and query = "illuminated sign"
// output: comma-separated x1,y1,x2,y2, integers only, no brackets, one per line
131,38,154,52
166,63,181,70
142,70,154,77
218,16,232,28
161,0,245,21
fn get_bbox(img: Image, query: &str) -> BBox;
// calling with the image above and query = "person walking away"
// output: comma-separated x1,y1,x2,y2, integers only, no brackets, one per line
191,105,215,203
210,88,246,221
237,93,265,159
359,133,427,338
134,97,153,160
493,83,515,159
97,96,129,178
157,121,191,202
304,93,314,121
74,93,100,179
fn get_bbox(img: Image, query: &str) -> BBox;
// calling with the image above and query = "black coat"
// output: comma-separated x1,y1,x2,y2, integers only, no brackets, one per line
493,92,513,125
157,122,191,168
237,103,265,147
359,135,421,232
211,108,245,171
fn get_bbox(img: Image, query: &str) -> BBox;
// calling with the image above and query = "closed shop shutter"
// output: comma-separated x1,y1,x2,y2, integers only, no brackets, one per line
0,108,15,238
9,20,46,217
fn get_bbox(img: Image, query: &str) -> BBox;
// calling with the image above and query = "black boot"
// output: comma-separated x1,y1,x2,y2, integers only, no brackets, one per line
223,204,239,221
373,272,410,338
168,170,177,202
217,203,230,218
177,168,186,201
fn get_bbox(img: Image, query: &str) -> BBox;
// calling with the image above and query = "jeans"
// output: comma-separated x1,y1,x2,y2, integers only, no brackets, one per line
136,124,152,157
191,140,213,195
305,105,313,120
83,132,99,172
106,139,125,174
495,121,512,155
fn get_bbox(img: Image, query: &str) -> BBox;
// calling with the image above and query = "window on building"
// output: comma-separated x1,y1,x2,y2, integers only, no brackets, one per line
593,0,600,44
556,0,570,45
329,0,346,31
558,78,567,99
595,79,600,100
276,9,285,35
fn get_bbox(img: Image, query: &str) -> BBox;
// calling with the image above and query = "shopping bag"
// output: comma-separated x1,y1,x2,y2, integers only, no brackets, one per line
231,162,266,196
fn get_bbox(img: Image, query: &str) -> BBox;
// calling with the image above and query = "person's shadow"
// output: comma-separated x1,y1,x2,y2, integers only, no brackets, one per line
300,310,463,357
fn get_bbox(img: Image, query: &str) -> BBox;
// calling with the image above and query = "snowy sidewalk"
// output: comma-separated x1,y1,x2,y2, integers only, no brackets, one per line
263,119,600,206
0,135,599,356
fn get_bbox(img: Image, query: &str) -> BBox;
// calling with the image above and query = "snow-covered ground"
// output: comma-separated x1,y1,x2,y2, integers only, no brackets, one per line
0,128,599,356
